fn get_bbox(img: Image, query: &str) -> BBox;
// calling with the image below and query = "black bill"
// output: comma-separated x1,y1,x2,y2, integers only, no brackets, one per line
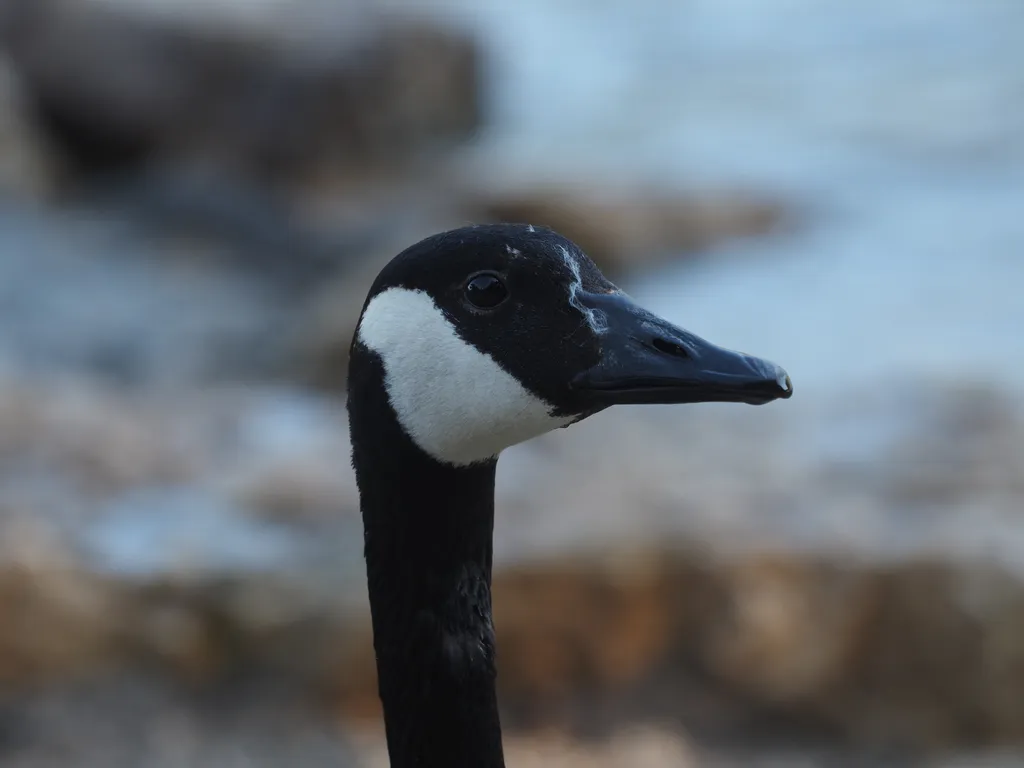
570,291,793,407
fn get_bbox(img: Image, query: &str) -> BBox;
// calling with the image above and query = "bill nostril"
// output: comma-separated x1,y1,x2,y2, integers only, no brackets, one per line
779,372,793,394
651,337,690,359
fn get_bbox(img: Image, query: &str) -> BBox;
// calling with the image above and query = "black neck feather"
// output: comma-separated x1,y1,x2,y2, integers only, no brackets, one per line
349,350,506,768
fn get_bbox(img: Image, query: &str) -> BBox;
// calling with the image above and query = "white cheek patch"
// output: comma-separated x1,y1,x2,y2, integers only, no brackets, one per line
356,288,573,466
559,246,607,334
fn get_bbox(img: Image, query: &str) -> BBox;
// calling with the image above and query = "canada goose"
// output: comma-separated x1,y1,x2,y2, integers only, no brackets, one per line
347,223,791,767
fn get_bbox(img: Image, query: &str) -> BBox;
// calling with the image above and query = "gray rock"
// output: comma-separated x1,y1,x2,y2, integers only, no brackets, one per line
0,0,481,187
0,55,57,200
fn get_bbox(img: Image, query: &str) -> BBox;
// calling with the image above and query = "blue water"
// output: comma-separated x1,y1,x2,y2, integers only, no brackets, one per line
416,0,1024,397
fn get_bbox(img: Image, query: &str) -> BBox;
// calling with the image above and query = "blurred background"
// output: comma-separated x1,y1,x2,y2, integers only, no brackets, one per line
0,0,1023,765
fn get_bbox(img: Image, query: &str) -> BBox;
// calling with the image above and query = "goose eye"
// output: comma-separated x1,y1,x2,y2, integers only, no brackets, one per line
464,273,508,309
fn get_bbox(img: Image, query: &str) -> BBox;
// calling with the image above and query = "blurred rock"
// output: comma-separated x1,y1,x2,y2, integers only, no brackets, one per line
505,728,695,768
352,725,697,768
0,376,365,687
0,517,121,686
1,377,1024,752
0,673,364,768
463,183,789,275
482,552,1024,749
0,0,481,189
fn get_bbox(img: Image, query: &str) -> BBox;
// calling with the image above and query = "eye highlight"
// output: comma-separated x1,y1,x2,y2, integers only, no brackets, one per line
464,272,508,310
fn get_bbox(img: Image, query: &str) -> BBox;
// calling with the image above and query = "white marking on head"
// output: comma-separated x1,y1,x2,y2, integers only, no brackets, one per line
559,246,607,334
356,287,572,466
526,224,535,233
505,244,522,257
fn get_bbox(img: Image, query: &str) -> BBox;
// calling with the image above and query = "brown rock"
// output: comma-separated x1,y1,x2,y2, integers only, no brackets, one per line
494,552,680,700
349,724,696,768
504,727,696,768
826,561,1024,746
0,517,121,685
465,183,788,275
697,556,877,706
658,554,1024,748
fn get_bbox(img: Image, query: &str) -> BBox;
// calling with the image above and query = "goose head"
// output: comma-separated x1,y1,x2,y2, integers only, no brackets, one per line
349,222,791,467
347,222,792,768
